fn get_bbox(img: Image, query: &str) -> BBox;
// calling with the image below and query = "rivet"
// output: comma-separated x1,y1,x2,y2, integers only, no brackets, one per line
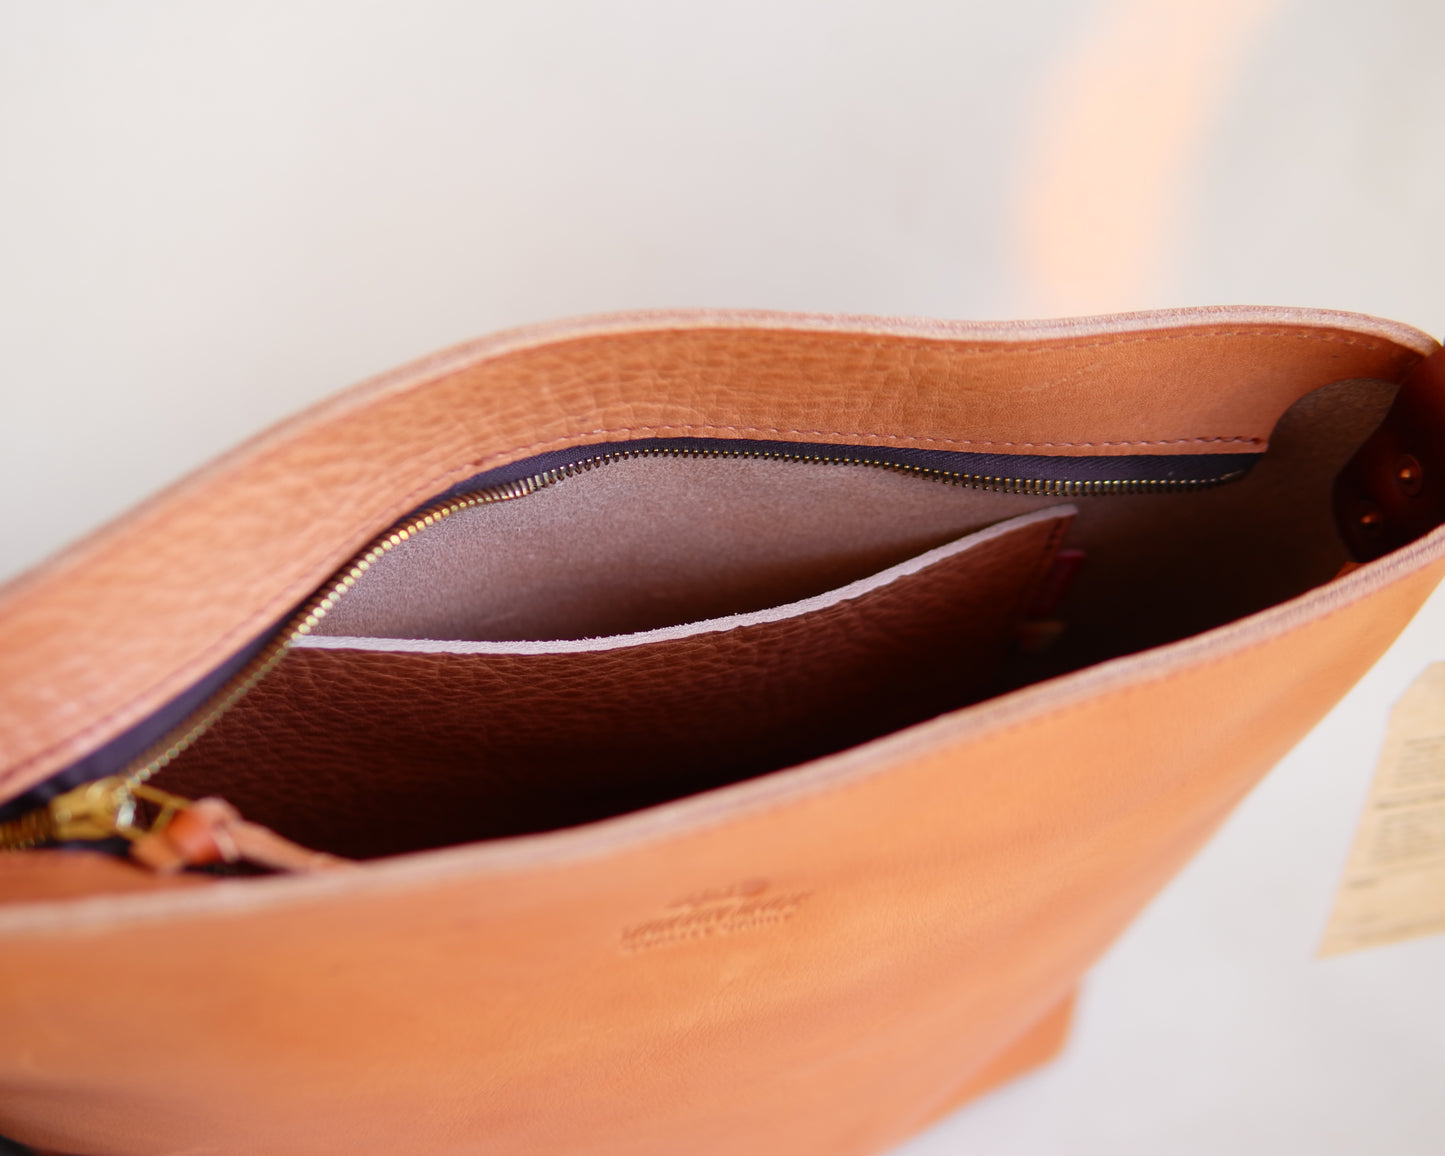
1396,454,1424,496
1357,503,1384,532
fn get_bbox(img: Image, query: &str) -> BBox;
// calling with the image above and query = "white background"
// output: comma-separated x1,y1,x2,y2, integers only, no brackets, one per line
2,2,1444,1152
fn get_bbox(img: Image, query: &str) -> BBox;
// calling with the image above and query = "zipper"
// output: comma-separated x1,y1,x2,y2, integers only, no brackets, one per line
0,440,1253,862
0,778,193,849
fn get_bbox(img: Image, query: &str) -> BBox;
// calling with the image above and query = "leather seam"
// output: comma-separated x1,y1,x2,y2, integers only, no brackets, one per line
610,326,1414,355
464,426,1267,459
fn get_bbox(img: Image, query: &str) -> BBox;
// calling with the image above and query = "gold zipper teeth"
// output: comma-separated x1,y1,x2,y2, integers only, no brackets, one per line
0,807,53,851
542,447,1246,498
72,446,1244,797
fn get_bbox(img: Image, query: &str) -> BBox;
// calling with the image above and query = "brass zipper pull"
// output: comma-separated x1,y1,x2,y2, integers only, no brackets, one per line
0,776,345,875
0,776,184,848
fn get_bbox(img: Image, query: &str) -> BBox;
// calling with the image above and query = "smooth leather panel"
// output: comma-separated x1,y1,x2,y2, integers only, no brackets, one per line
0,850,210,903
2,526,1441,1156
0,309,1432,800
150,510,1071,858
918,989,1077,1125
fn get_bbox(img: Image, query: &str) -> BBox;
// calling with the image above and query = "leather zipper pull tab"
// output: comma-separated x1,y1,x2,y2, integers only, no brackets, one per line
0,776,345,875
129,796,347,875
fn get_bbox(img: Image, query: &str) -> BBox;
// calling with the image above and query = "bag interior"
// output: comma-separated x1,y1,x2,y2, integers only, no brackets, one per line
145,377,1399,858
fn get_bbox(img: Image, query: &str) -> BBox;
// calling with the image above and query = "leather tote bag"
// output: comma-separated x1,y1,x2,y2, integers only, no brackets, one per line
2,306,1443,1156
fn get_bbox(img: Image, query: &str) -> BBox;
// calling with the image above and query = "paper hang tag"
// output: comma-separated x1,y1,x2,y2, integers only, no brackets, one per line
1320,663,1445,957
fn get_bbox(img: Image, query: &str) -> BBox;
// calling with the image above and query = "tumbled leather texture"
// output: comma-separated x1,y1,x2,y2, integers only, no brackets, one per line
0,308,1434,797
1,313,1444,1156
1,534,1442,1156
149,510,1071,858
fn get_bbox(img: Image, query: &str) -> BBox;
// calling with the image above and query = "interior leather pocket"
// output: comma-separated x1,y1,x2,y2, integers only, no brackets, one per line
152,507,1073,858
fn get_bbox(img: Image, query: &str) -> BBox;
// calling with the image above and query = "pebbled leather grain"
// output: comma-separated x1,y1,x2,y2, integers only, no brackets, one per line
0,308,1433,799
1,314,1444,1156
151,510,1071,859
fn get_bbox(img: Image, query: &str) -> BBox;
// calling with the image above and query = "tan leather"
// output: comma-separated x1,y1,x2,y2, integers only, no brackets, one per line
1,535,1442,1156
922,989,1077,1122
0,849,210,903
129,799,351,875
1,312,1444,1156
1337,337,1445,559
149,510,1071,858
0,308,1433,798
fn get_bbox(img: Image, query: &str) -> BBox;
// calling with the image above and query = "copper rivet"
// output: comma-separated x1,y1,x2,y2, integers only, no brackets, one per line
1396,454,1424,496
1358,505,1383,529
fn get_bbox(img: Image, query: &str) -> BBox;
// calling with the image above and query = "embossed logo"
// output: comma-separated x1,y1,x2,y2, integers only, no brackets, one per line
620,878,809,952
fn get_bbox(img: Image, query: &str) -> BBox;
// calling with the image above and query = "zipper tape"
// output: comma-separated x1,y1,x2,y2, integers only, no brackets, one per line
433,438,1260,501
